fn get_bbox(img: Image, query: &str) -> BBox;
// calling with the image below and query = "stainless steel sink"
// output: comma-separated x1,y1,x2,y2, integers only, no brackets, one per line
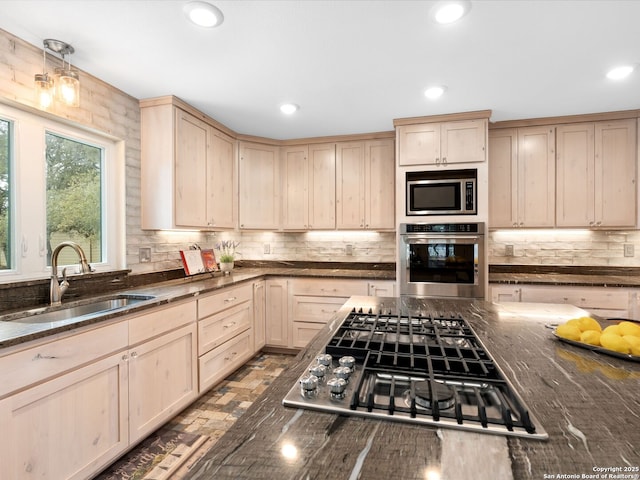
1,294,156,324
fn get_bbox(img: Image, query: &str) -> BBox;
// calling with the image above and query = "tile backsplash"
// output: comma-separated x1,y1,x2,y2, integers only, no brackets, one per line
490,229,640,266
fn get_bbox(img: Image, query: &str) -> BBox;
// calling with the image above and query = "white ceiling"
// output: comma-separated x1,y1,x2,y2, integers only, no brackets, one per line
1,0,639,140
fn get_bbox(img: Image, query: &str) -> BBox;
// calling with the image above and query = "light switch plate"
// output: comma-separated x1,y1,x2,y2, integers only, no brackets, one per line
624,244,634,257
505,245,514,256
263,243,270,254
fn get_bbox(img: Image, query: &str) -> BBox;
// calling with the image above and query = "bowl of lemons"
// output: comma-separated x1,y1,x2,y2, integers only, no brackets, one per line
553,316,640,361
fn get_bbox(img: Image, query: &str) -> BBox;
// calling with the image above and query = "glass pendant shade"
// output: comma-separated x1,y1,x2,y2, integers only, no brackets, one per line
35,72,54,109
55,67,80,107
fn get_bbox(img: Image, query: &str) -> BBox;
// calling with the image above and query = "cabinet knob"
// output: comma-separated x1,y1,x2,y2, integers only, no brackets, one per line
442,157,447,164
131,351,138,359
122,354,129,361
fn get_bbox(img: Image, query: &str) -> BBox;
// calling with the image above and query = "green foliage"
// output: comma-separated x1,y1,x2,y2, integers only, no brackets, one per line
45,133,102,260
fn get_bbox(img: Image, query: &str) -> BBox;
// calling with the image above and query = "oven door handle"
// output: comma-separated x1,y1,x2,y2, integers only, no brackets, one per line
403,235,480,243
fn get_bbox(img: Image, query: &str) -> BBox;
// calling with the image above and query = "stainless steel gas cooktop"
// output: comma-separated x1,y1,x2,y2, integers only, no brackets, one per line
283,305,548,440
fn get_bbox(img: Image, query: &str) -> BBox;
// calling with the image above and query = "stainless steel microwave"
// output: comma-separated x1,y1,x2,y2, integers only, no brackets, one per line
406,169,477,216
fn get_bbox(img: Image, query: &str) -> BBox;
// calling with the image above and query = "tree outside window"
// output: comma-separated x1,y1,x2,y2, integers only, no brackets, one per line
0,119,10,269
45,132,102,266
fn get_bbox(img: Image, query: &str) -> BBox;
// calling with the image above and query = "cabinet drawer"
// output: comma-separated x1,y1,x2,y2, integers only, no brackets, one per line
198,283,253,319
520,287,628,309
198,330,253,392
129,301,196,345
291,321,325,348
0,321,128,398
198,302,251,354
291,296,344,323
289,279,367,297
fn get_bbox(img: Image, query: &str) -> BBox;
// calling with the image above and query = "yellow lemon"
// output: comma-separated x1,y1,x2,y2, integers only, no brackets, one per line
599,333,631,354
622,335,640,356
556,323,582,341
577,316,602,332
566,319,582,330
580,330,601,346
618,321,640,337
602,325,621,336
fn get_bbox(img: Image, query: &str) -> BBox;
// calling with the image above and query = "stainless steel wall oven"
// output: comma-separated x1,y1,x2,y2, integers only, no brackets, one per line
399,223,485,299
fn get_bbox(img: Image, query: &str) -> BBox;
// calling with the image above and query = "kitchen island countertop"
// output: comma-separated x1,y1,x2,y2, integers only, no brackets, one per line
185,297,640,480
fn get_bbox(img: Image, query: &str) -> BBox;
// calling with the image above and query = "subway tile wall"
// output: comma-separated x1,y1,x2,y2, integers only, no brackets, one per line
490,230,640,266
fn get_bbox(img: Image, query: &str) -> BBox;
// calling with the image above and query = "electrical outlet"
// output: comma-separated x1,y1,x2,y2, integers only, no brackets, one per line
139,247,151,263
345,244,353,256
624,244,634,257
505,244,514,256
263,243,270,254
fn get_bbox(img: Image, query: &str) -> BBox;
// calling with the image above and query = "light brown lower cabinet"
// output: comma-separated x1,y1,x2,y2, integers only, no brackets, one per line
0,300,198,480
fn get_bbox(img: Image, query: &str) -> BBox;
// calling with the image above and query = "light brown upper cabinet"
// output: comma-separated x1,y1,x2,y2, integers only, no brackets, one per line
397,119,487,166
239,142,280,229
336,139,395,230
281,143,336,230
489,126,556,227
556,119,637,228
140,101,236,230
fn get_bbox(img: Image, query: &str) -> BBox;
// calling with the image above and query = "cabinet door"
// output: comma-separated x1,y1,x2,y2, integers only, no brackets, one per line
488,129,518,228
208,129,237,228
595,119,637,228
175,109,209,227
441,119,487,164
556,123,595,227
365,139,395,229
239,142,280,229
281,145,309,229
516,126,555,227
336,142,366,228
253,280,266,351
265,278,289,347
397,123,440,166
309,143,336,229
0,352,128,480
128,323,198,443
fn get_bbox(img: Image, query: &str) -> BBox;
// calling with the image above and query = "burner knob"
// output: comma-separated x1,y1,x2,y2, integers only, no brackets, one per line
309,364,327,379
299,374,319,395
339,356,356,369
327,377,347,399
316,354,332,366
333,366,352,382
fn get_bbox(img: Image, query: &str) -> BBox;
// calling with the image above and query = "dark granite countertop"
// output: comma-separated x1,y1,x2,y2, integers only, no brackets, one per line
185,297,640,480
489,265,640,288
0,265,395,349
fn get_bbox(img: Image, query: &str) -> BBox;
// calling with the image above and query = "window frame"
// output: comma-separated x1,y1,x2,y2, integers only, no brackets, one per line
0,103,125,281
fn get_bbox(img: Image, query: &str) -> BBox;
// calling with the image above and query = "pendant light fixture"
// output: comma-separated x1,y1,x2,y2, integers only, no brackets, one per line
34,39,80,109
34,47,54,109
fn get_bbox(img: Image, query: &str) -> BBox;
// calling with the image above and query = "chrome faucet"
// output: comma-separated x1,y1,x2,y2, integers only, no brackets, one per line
50,241,93,305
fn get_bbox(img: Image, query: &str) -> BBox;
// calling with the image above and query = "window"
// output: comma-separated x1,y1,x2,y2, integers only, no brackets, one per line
0,104,124,281
46,132,103,266
0,118,10,270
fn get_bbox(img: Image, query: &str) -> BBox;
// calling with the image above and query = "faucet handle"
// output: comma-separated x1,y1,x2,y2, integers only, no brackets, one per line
61,268,69,287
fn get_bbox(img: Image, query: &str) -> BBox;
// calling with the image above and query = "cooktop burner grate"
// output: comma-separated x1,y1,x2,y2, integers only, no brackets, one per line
283,307,548,440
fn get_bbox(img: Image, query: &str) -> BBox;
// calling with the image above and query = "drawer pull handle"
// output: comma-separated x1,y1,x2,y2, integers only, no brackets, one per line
33,353,57,360
224,296,237,303
223,321,237,329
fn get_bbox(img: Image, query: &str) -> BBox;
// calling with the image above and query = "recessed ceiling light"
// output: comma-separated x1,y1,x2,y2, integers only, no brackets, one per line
183,1,224,28
431,1,471,24
424,86,447,100
606,65,634,80
280,103,299,115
